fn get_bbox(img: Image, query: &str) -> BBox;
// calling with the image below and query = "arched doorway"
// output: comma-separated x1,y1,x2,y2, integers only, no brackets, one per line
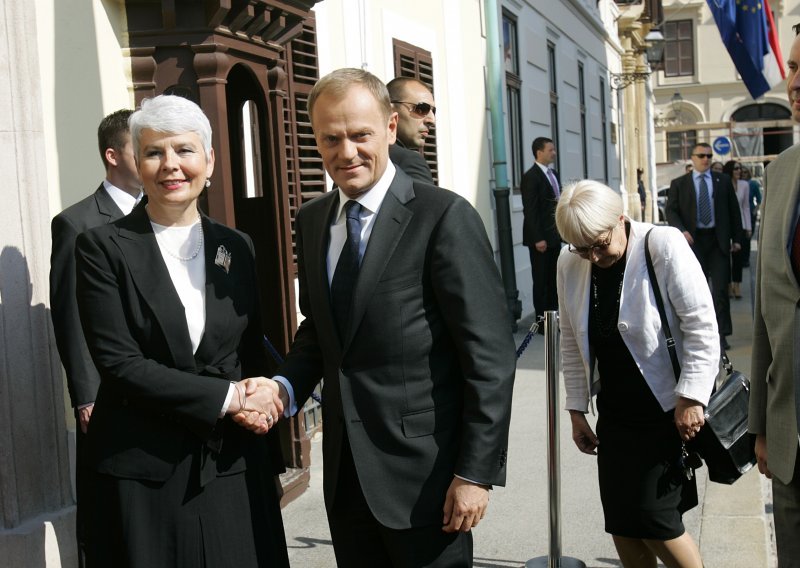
731,103,792,157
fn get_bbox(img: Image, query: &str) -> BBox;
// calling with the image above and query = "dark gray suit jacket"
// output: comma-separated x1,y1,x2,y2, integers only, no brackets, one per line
666,171,743,252
278,168,516,529
520,164,561,247
50,185,124,407
389,139,434,184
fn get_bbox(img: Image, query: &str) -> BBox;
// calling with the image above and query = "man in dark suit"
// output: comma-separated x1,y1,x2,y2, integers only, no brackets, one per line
49,109,141,565
520,137,561,327
666,142,742,348
386,76,436,183
271,68,516,567
749,28,800,567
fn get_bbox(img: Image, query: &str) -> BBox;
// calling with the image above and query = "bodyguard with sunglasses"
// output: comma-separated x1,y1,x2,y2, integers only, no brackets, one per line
666,142,743,349
387,77,436,183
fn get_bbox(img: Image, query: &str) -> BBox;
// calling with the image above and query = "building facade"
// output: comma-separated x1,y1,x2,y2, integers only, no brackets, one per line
654,0,798,187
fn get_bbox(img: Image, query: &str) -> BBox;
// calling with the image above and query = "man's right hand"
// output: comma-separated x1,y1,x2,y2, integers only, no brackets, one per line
78,404,94,434
755,433,772,479
535,240,547,252
683,230,694,246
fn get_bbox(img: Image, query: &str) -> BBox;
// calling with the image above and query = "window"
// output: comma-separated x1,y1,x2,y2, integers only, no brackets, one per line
600,78,609,182
393,39,439,183
548,42,560,172
667,130,697,162
503,11,523,189
578,62,588,178
664,20,694,77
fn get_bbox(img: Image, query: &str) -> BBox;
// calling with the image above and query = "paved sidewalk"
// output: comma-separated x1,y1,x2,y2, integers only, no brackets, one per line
281,254,774,567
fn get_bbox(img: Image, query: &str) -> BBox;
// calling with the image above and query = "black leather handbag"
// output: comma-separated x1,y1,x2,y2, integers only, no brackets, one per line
645,229,756,484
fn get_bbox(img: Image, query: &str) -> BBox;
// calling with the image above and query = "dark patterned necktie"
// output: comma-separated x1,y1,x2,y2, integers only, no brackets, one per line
698,174,712,226
330,200,362,338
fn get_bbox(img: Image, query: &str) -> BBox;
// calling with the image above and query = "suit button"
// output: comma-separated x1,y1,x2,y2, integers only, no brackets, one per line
122,398,129,407
617,322,629,332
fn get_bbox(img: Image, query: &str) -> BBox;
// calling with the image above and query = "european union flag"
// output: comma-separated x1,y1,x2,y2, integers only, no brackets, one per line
706,0,782,99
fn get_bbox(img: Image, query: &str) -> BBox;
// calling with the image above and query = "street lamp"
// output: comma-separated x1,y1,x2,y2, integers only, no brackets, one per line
610,28,665,90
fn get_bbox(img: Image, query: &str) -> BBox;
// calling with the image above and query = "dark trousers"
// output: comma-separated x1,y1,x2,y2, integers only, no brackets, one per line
529,245,560,318
328,435,473,568
773,446,800,568
74,413,93,568
692,230,732,336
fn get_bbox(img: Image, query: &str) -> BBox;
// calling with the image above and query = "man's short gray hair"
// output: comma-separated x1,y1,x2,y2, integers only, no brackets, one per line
308,68,393,123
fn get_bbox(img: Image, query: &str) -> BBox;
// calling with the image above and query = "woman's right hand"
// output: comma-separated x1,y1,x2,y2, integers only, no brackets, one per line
569,411,599,455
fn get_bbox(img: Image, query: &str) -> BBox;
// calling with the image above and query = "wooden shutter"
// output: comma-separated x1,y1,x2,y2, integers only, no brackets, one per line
283,13,325,273
392,39,439,184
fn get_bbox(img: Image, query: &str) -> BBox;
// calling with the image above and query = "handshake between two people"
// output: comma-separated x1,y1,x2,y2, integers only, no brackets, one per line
227,377,289,434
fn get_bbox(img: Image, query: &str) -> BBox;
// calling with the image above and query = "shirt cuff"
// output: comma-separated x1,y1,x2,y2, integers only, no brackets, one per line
273,376,297,417
219,382,236,418
454,474,491,488
76,402,95,410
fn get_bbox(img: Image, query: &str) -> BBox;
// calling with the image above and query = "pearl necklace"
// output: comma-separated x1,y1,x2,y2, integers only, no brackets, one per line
158,217,204,262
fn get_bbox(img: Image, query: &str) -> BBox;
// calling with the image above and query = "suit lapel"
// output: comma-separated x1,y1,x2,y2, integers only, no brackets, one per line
345,177,414,348
683,173,697,229
307,193,343,349
112,206,197,370
194,216,235,364
94,184,126,223
780,157,800,289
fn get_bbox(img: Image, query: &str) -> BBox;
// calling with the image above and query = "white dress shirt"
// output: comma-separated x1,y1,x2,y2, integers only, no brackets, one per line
103,180,142,215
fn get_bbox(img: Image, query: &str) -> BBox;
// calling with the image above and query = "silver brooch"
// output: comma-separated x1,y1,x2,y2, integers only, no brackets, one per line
214,245,231,273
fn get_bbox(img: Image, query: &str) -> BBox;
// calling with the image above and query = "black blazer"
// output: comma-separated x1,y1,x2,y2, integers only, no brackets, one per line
50,185,124,407
389,140,434,184
278,168,516,530
666,171,743,252
520,164,561,247
75,205,281,482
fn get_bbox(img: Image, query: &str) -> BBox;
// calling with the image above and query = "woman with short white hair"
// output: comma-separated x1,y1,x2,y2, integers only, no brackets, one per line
556,179,718,568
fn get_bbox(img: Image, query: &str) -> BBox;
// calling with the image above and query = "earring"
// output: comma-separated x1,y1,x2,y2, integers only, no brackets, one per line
204,179,211,188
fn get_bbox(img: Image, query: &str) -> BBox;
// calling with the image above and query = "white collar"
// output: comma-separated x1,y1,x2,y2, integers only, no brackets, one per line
103,180,142,216
334,161,397,219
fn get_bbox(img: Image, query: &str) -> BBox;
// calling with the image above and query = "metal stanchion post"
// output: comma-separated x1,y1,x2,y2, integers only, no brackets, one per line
527,311,585,568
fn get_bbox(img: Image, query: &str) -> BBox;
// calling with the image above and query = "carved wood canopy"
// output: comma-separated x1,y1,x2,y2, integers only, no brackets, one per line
125,1,320,60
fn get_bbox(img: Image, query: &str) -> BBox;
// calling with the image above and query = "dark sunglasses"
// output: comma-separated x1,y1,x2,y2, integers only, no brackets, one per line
391,101,437,117
693,153,713,159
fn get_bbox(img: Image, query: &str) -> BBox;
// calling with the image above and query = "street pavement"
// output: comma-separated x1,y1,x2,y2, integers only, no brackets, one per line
280,247,775,567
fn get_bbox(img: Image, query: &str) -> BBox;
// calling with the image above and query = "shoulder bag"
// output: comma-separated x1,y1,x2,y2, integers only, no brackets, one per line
644,228,756,484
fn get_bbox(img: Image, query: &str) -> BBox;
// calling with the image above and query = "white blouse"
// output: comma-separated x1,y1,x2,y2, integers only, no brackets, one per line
151,219,206,354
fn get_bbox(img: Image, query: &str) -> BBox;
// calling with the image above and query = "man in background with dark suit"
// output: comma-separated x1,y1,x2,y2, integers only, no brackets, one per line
666,142,742,349
270,68,516,567
521,137,561,328
749,27,800,567
386,77,436,183
49,109,141,565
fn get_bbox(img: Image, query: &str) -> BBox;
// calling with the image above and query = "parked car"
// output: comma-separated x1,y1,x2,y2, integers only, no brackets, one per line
657,186,669,223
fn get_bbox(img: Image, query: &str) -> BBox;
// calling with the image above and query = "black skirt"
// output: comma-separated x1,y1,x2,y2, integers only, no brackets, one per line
87,437,289,568
591,254,697,540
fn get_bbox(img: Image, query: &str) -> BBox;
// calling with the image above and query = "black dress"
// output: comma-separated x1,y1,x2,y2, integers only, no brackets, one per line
590,242,697,540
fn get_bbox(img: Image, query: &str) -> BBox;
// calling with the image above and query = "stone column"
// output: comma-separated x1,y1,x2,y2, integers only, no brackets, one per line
0,1,76,566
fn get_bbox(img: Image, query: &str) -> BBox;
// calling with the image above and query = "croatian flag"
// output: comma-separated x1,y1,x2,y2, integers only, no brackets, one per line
706,0,786,99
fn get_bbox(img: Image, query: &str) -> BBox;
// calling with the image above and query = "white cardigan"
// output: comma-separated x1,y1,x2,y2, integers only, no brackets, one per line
557,220,719,414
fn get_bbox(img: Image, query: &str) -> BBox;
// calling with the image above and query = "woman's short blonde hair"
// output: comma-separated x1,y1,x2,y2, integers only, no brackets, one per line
555,179,623,246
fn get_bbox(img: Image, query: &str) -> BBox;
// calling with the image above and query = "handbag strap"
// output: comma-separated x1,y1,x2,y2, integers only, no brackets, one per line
644,228,682,380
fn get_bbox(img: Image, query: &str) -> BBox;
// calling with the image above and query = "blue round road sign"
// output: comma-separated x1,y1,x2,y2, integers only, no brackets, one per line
713,136,731,155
